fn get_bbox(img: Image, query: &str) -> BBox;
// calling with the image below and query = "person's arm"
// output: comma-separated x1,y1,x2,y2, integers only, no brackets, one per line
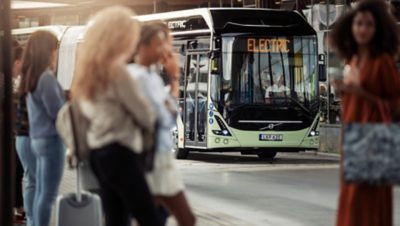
264,88,272,104
39,72,65,120
332,56,378,103
115,68,156,132
161,51,180,99
332,78,377,102
334,54,400,105
376,54,400,114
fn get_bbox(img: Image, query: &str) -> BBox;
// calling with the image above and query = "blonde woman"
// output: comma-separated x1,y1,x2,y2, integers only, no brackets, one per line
70,6,162,226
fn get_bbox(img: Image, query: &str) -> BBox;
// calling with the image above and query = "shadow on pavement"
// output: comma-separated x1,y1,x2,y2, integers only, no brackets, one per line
181,152,339,166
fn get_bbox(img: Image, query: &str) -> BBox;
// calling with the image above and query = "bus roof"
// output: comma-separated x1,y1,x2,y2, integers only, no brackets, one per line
135,8,315,36
12,25,67,39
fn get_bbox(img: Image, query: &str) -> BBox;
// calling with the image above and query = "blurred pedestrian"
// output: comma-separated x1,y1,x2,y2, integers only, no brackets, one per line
70,6,162,226
12,40,32,225
20,30,65,226
330,0,400,225
128,21,195,226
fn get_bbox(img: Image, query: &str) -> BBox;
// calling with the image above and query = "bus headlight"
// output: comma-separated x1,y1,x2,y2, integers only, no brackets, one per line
212,116,232,136
308,121,320,137
308,130,319,137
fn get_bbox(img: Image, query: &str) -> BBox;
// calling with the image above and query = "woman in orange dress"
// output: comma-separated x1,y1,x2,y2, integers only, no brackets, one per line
330,0,400,225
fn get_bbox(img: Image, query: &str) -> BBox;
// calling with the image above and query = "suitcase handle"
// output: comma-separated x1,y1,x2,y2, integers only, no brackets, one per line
76,163,83,202
68,101,83,202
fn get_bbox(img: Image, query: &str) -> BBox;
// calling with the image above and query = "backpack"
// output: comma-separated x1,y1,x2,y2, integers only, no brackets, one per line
56,100,100,190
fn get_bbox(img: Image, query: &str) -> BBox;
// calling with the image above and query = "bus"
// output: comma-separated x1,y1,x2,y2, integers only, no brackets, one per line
137,8,324,159
13,8,324,160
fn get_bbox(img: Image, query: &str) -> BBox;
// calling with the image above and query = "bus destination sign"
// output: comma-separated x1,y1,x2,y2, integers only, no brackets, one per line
247,38,290,53
165,16,208,32
168,20,186,30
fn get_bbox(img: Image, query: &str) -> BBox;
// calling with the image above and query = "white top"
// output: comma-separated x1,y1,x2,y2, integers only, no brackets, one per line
265,85,290,98
80,66,156,153
127,64,177,153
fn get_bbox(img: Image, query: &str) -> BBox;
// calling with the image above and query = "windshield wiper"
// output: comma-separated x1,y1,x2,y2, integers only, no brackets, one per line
227,103,268,112
273,96,311,116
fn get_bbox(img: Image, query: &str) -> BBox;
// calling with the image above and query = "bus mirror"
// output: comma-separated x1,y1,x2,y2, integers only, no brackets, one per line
319,64,327,82
210,51,221,74
211,58,220,74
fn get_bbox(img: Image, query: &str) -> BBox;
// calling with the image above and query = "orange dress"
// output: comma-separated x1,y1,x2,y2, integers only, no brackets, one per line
337,53,400,226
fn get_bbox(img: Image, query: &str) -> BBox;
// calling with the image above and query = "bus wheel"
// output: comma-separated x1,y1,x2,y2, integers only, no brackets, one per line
257,151,277,160
176,148,189,159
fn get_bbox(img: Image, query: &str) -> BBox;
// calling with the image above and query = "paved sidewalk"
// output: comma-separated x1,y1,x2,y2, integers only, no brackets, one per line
53,166,246,226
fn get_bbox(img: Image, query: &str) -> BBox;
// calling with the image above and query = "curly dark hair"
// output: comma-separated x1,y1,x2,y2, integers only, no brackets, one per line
330,0,399,61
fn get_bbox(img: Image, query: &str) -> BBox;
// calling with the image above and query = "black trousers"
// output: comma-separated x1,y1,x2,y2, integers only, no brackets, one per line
90,143,162,226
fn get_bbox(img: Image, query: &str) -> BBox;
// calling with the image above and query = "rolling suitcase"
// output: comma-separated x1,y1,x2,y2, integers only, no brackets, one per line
55,164,103,226
55,101,103,226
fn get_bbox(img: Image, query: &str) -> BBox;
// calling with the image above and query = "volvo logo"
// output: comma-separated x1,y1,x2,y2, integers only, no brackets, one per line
261,123,283,131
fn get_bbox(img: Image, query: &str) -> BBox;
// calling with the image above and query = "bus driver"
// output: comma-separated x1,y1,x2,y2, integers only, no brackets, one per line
265,74,289,103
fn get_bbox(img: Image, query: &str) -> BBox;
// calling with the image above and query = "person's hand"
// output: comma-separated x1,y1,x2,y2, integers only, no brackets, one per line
161,51,180,81
66,153,76,169
332,56,362,94
343,56,361,86
332,77,363,95
161,50,181,98
170,81,180,99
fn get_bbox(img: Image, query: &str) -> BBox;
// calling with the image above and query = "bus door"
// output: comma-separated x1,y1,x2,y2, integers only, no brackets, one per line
184,52,209,148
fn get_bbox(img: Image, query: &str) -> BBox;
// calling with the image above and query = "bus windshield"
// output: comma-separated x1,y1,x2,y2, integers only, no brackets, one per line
220,35,318,108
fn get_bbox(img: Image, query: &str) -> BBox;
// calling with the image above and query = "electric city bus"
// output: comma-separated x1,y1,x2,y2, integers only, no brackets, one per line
137,8,324,159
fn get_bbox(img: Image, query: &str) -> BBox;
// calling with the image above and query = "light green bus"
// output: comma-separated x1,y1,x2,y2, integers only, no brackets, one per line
138,8,324,160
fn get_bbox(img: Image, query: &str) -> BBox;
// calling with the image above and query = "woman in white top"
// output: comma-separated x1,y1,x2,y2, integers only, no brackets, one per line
127,21,195,226
70,6,162,226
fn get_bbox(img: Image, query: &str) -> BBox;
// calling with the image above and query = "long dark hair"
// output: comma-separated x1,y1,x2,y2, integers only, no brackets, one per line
20,30,58,94
330,0,399,61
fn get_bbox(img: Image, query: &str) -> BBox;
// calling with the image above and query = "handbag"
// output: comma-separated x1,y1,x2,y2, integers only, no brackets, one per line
343,101,400,185
139,120,159,172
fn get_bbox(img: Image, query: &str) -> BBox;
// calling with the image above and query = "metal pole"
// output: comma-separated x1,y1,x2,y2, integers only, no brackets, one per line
231,0,234,7
0,0,15,224
326,0,331,123
311,0,314,28
220,0,223,7
153,0,157,13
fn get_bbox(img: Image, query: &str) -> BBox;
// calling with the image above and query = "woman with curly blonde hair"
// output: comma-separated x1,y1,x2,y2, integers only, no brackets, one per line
71,6,162,226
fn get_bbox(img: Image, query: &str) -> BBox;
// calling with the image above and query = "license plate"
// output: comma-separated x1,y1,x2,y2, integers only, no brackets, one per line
259,134,283,141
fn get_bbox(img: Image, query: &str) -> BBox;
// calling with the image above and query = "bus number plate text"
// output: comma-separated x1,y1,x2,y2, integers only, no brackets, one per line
259,134,283,141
